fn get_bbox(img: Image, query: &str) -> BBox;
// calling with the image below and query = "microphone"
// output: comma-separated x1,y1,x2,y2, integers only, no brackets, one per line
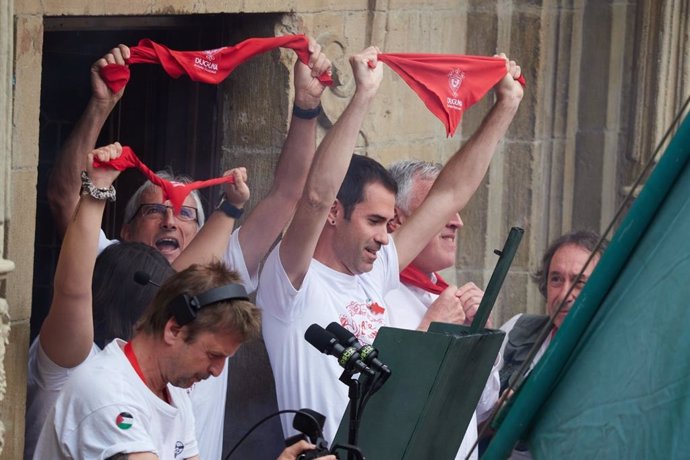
304,324,373,376
134,271,161,287
326,322,391,376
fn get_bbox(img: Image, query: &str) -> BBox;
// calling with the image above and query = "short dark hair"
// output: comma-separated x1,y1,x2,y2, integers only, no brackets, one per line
92,242,175,348
135,261,261,343
337,154,398,219
535,229,609,297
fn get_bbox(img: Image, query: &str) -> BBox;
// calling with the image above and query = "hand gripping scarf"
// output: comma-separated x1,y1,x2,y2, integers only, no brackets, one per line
377,53,527,137
100,34,333,93
92,146,235,213
399,263,449,295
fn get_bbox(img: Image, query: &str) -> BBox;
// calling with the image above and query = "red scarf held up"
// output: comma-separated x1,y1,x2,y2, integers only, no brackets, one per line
377,53,526,137
92,146,235,213
100,35,333,93
399,263,449,295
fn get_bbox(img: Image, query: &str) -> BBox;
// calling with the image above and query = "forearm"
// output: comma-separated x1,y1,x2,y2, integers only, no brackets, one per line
173,210,236,271
48,98,116,238
41,195,106,367
280,89,376,285
437,96,520,209
238,115,317,275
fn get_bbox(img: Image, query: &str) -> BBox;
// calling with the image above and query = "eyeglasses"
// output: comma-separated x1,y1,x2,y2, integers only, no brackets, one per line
130,203,198,223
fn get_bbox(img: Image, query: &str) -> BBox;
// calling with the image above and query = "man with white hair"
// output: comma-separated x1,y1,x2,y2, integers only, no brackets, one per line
385,159,499,460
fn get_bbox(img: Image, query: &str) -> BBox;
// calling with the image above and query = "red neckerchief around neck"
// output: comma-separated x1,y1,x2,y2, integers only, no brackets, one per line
399,263,449,295
124,341,170,404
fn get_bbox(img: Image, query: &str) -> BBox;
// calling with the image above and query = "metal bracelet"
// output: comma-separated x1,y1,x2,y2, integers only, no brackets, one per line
80,170,116,202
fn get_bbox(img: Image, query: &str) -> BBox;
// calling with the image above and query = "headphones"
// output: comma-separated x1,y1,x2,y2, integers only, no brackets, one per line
168,284,250,326
134,271,249,326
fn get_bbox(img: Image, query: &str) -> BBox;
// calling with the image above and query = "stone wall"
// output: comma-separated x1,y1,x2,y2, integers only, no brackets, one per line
0,0,15,446
4,0,690,457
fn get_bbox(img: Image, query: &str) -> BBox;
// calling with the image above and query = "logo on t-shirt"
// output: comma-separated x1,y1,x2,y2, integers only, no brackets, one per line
174,441,184,457
115,412,133,430
340,299,387,343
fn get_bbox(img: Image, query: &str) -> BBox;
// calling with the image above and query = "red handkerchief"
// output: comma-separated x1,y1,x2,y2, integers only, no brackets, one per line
100,34,333,93
92,146,235,213
400,263,449,295
378,53,525,137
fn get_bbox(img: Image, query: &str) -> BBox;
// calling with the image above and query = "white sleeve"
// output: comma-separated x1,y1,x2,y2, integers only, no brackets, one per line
97,229,118,255
30,338,99,391
256,243,302,322
223,227,258,294
476,360,501,422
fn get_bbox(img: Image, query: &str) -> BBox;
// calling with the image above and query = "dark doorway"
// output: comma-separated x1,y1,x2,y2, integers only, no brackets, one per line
33,13,286,460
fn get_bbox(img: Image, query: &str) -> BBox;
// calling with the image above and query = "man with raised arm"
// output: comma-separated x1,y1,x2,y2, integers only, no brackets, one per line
257,47,523,441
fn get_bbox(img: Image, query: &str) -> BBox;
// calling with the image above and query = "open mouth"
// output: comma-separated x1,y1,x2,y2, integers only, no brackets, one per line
365,247,379,260
155,237,180,254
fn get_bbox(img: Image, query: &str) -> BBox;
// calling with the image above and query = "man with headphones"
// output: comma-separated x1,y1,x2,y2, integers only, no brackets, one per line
33,260,335,460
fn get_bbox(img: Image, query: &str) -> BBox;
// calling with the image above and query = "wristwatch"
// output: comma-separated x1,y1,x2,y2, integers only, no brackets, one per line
217,198,244,219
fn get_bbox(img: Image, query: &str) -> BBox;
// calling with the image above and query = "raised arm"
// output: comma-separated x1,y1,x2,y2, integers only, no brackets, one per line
40,143,122,368
280,47,383,288
237,37,332,276
172,167,249,271
394,55,523,270
47,45,130,239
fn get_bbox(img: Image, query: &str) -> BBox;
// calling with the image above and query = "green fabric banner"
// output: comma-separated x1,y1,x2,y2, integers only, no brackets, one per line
483,113,690,459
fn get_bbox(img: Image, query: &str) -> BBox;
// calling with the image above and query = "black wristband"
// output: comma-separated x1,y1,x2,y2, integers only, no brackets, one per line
217,200,244,219
292,104,322,120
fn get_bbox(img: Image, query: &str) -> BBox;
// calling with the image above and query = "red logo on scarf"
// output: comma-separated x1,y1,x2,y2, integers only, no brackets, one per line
448,68,465,97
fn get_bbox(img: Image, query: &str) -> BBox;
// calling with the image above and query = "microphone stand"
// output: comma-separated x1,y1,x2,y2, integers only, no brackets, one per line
336,370,366,460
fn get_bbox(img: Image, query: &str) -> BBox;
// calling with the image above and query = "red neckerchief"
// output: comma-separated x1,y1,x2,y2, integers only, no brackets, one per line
100,35,333,93
377,53,527,137
399,263,449,295
124,341,147,383
92,146,235,213
124,341,170,404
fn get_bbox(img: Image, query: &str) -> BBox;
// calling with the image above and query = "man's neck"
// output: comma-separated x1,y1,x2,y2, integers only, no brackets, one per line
128,335,169,400
313,234,356,276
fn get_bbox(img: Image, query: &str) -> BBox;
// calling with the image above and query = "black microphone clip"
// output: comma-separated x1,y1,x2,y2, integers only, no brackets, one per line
133,271,161,287
326,322,391,377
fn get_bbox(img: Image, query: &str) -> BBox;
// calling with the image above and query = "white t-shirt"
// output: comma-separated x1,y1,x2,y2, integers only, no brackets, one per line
257,239,400,442
27,227,255,460
33,339,199,459
385,281,501,460
24,340,100,460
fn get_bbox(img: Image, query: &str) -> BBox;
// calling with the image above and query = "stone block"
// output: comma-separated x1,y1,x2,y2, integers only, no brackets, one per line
494,271,535,326
0,320,29,460
508,11,541,139
388,0,464,10
501,140,537,266
12,15,42,170
6,169,37,321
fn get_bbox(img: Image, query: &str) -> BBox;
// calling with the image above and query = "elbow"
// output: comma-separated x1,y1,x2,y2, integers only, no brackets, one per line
302,187,333,213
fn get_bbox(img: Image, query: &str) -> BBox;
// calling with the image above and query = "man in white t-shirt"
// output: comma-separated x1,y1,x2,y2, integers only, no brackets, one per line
384,159,500,460
33,261,261,459
257,47,524,442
